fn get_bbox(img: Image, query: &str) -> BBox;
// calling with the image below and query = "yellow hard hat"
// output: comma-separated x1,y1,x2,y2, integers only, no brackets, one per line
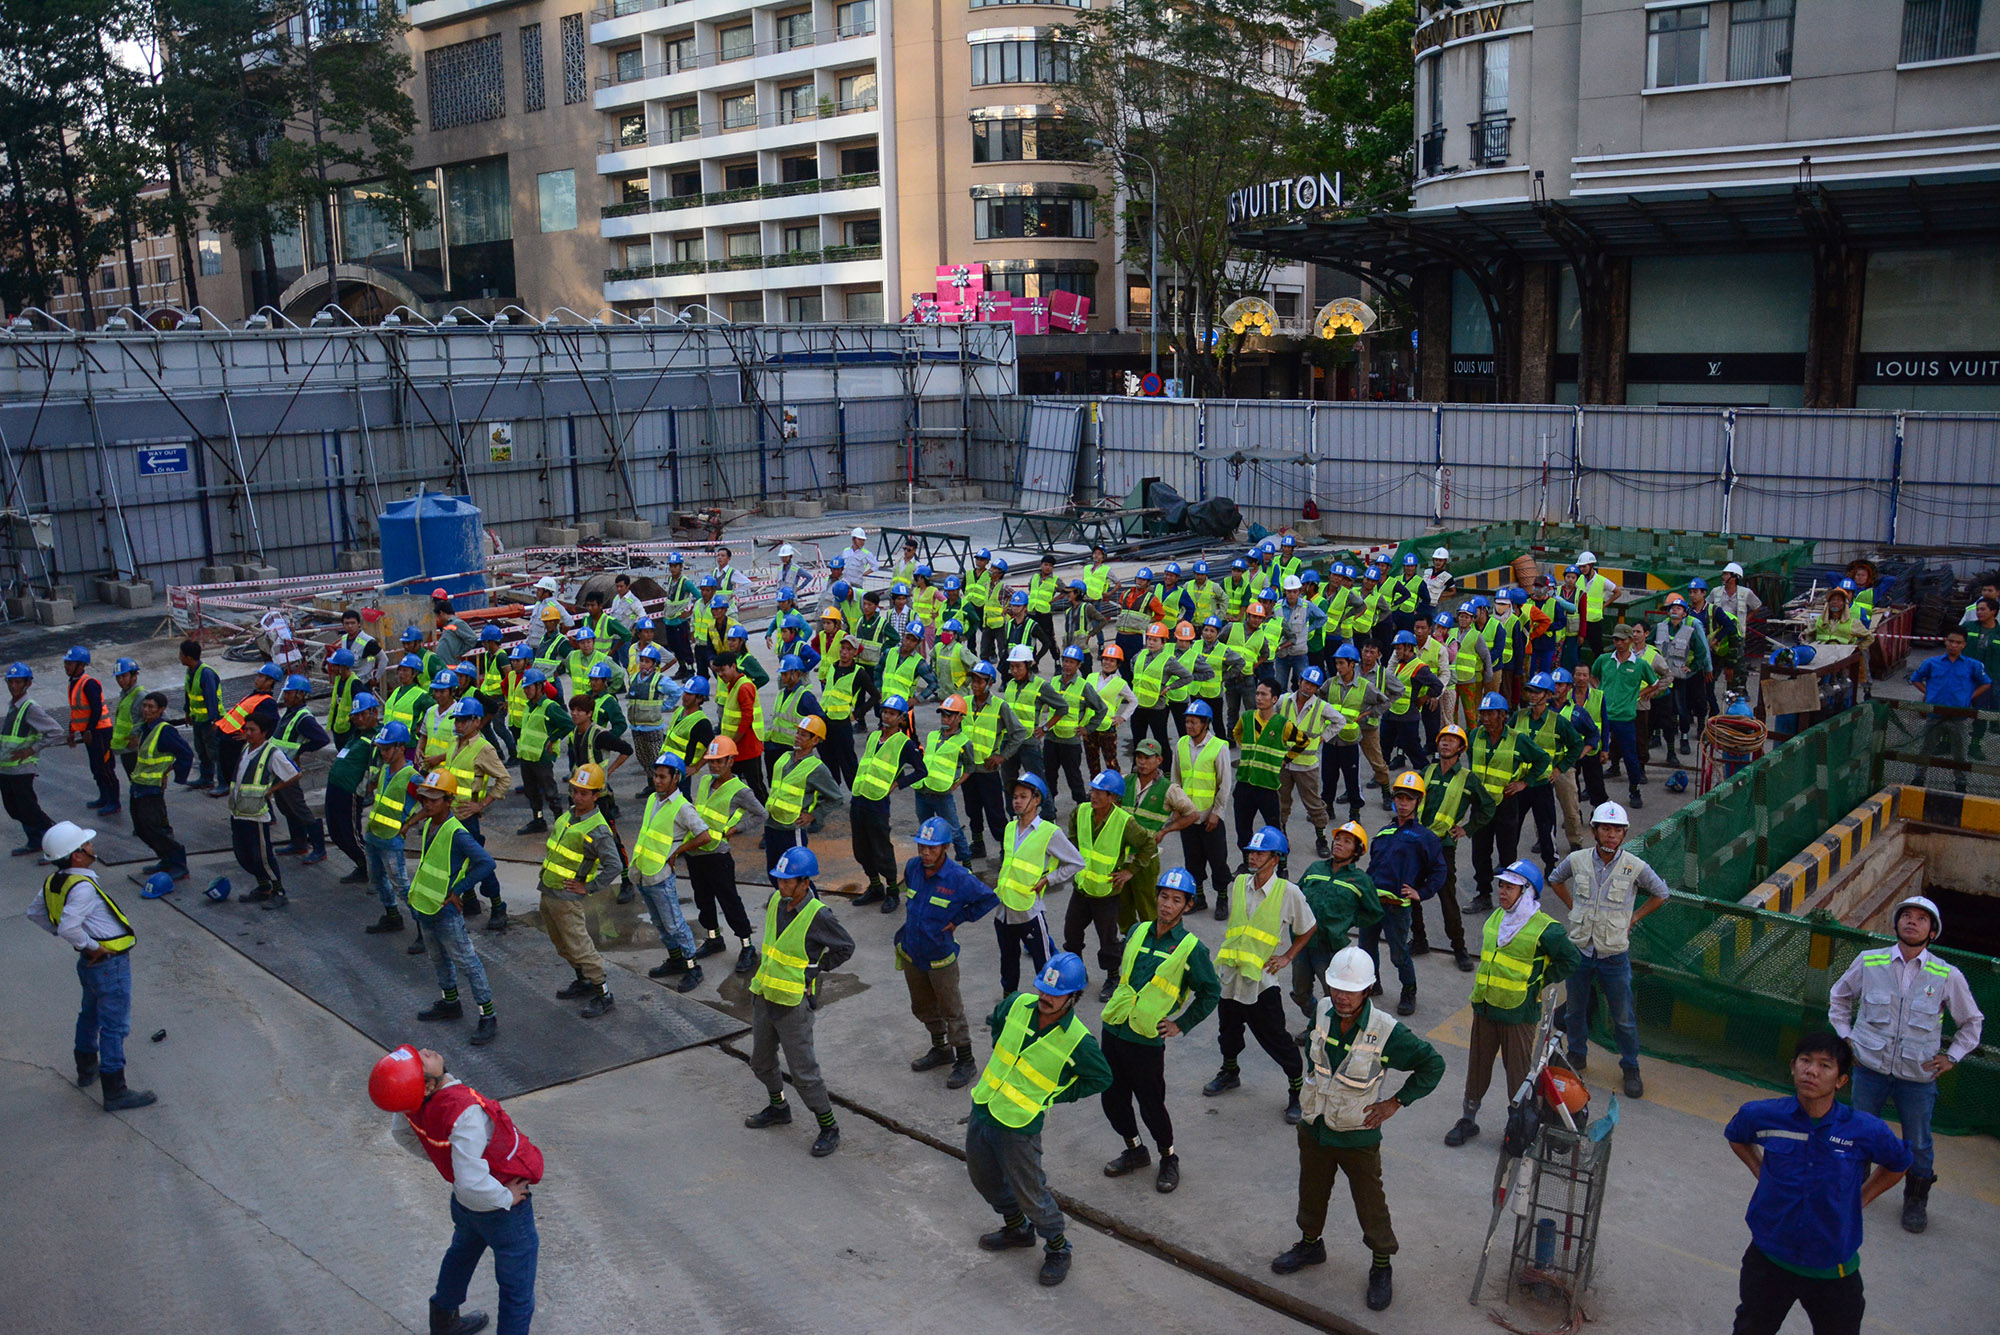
1391,771,1428,797
1438,724,1469,747
541,606,563,621
569,762,607,791
1333,820,1370,853
820,607,844,624
795,714,827,743
414,768,459,798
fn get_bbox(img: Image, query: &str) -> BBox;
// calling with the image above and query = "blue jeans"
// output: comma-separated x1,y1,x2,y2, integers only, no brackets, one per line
914,789,970,860
462,815,503,909
418,902,493,1008
1605,718,1644,791
1277,654,1308,690
434,1193,538,1334
1565,950,1640,1071
1850,1064,1938,1179
637,871,698,956
1359,902,1417,991
366,833,411,914
77,951,133,1072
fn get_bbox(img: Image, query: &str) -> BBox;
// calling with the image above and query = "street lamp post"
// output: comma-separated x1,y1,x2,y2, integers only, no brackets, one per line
1086,137,1159,379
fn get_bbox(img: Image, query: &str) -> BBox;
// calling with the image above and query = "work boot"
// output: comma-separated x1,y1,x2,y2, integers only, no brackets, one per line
1314,830,1330,858
459,896,484,919
1038,1244,1072,1287
1213,895,1229,921
615,879,634,905
417,997,463,1022
1190,890,1209,913
854,880,886,907
744,1102,794,1129
1097,977,1116,1003
1444,1117,1479,1147
967,841,989,862
1902,1173,1936,1234
301,848,326,865
1155,1153,1180,1194
1455,947,1476,973
978,1220,1036,1251
1284,1091,1303,1125
1366,1262,1395,1311
470,1015,498,1047
261,888,288,911
1396,985,1417,1017
407,935,428,956
484,904,508,932
1468,892,1494,912
947,1057,977,1089
648,955,689,978
881,887,902,914
910,1045,954,1073
556,974,594,1000
100,1069,157,1111
365,910,405,935
74,1050,98,1087
1202,1067,1241,1096
1628,789,1645,810
1569,1050,1588,1072
672,965,704,994
242,884,272,904
1623,1068,1645,1099
516,817,547,836
694,935,727,959
811,1123,841,1157
1103,1145,1152,1177
273,840,307,856
1407,938,1431,957
429,1304,488,1335
1271,1238,1327,1275
580,987,616,1019
340,867,369,884
735,944,759,975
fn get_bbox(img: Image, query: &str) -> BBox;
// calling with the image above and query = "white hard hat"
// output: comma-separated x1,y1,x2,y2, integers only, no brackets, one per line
42,820,96,862
1723,562,1744,577
1894,895,1942,941
1591,801,1630,826
536,576,559,593
1323,945,1377,992
777,543,795,558
1432,547,1450,561
1006,645,1035,664
1282,575,1303,592
1577,550,1598,566
850,527,867,540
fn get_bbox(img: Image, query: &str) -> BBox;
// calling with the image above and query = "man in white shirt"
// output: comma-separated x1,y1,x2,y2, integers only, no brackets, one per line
39,820,157,1110
841,527,880,584
230,706,300,909
1204,826,1317,1123
1829,895,1985,1234
526,576,575,631
992,775,1085,994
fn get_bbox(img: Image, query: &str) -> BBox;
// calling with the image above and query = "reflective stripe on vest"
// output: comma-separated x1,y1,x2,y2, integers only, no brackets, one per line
133,720,175,788
444,737,491,803
1562,848,1643,955
1298,999,1398,1132
918,728,968,793
882,647,922,700
626,672,667,729
1133,648,1171,709
408,817,468,916
854,730,909,801
329,674,356,735
368,763,417,838
748,893,825,1006
1471,910,1557,1010
231,745,279,819
1176,733,1224,810
0,699,39,770
43,870,135,953
767,750,825,826
1074,803,1132,898
767,685,808,748
185,665,216,723
996,819,1058,912
970,992,1089,1128
1387,657,1422,715
1327,677,1366,743
666,705,705,762
542,809,609,888
217,690,270,736
1051,674,1088,739
1237,712,1288,788
818,661,859,721
1101,927,1200,1038
1470,728,1522,803
271,706,314,756
1422,763,1473,840
631,790,691,878
517,701,554,763
110,688,139,751
69,675,105,732
1217,874,1289,978
1123,775,1174,837
720,678,762,744
966,696,1002,763
384,686,426,734
693,774,748,851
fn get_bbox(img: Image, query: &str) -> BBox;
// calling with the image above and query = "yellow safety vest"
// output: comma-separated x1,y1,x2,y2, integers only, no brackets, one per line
443,736,493,803
1050,673,1089,739
1133,647,1172,709
43,870,135,953
970,992,1089,1128
368,763,417,838
1102,927,1201,1038
408,816,468,915
132,720,176,788
630,790,691,878
693,773,747,851
1217,874,1289,978
1470,909,1557,1011
853,730,909,801
965,694,1003,763
541,808,609,890
749,893,825,1007
230,745,279,820
1073,803,1132,898
767,750,825,826
1469,728,1523,803
719,676,762,744
1175,733,1225,809
996,818,1058,912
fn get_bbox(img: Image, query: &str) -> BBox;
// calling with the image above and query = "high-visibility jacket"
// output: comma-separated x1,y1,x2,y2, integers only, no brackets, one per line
853,731,910,801
1176,733,1225,809
367,762,418,839
630,790,692,878
408,817,470,915
692,773,749,852
1101,928,1201,1038
995,818,1058,912
68,675,108,733
215,690,271,737
43,869,134,953
540,809,610,890
970,992,1090,1129
1471,910,1558,1011
1217,874,1289,978
749,893,825,1007
1073,803,1132,898
1122,774,1174,838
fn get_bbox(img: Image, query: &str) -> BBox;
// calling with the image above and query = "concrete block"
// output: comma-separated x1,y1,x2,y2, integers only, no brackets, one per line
605,518,652,540
5,596,31,619
50,584,76,604
914,488,947,505
94,578,120,604
33,598,75,626
112,581,153,609
535,526,579,547
235,564,278,582
199,566,235,585
763,500,794,518
337,549,380,572
791,499,824,520
574,521,603,542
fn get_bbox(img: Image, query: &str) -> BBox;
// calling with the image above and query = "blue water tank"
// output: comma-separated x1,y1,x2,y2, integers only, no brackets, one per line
379,493,488,605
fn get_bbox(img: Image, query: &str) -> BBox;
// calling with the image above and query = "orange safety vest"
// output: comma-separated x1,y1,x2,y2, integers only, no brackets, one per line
68,675,109,732
216,690,272,737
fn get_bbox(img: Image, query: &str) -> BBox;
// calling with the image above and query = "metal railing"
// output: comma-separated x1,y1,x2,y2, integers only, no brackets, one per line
595,20,876,88
1469,115,1513,168
601,96,878,153
605,243,883,283
601,171,881,219
1419,126,1445,176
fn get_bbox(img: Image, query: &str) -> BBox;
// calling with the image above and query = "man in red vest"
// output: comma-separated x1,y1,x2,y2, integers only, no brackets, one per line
369,1044,542,1335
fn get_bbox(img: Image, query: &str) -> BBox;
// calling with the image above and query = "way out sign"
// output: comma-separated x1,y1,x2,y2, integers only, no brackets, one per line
135,444,191,476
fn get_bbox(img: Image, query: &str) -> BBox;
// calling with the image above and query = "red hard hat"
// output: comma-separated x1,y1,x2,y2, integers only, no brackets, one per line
368,1043,426,1113
432,587,451,601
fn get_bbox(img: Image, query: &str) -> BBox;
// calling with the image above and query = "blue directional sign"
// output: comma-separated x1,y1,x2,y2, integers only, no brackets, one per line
136,444,191,477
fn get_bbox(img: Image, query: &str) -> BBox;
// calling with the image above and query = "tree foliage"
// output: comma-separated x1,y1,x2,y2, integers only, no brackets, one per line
1294,0,1415,213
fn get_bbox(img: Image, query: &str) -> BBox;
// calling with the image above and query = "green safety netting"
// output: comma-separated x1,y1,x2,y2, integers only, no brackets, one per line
1601,702,2000,1135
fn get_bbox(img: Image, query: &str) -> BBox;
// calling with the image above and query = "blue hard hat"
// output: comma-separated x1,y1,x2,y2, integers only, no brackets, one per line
256,662,283,681
708,595,730,609
1470,596,1492,612
1259,587,1279,602
1333,644,1360,661
991,558,1009,574
1247,826,1289,855
1184,699,1214,720
1157,866,1198,897
347,690,380,714
329,649,357,668
915,564,933,578
881,694,911,713
772,846,820,880
654,751,686,773
142,871,176,899
1062,646,1086,663
944,618,966,634
1551,668,1573,685
1012,772,1050,801
1164,562,1182,576
1528,672,1558,692
1067,579,1085,592
587,663,614,680
1402,552,1418,566
831,580,852,600
1433,611,1455,627
509,642,533,660
725,624,747,640
1838,577,1858,594
282,674,311,694
430,672,459,690
399,653,424,671
780,654,805,673
944,575,963,591
451,698,485,719
572,625,596,640
776,587,795,602
975,548,992,561
1300,666,1327,687
684,675,711,696
1202,615,1223,629
1009,591,1028,607
1504,587,1528,604
827,556,845,570
904,621,928,639
1193,561,1210,575
5,661,30,679
667,552,684,564
1497,860,1545,895
452,662,478,682
1364,566,1383,581
112,656,139,675
522,670,548,687
1036,951,1088,998
1301,570,1321,584
1392,631,1416,646
892,582,911,597
1231,559,1246,572
1089,769,1126,797
1479,692,1511,712
972,661,997,679
635,617,657,630
1666,769,1690,793
1688,577,1709,591
700,575,720,588
401,627,423,643
203,876,232,902
783,614,810,632
478,625,502,642
915,816,954,847
1136,567,1154,582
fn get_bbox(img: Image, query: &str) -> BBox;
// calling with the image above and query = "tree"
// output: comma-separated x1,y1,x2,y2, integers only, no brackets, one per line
1061,0,1350,397
1294,0,1415,214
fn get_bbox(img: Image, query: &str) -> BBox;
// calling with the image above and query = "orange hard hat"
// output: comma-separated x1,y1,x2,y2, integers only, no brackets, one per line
1248,602,1272,618
1173,622,1195,642
940,694,969,714
368,1044,425,1113
1099,645,1125,661
795,714,827,743
1145,622,1167,639
1540,1065,1589,1115
705,737,739,761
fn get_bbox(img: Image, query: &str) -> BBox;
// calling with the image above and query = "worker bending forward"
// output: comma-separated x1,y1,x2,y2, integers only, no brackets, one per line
744,847,854,1157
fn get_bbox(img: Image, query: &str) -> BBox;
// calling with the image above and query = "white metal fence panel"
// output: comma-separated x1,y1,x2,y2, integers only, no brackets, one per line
1728,411,1896,545
1577,408,1728,532
1313,402,1437,527
1097,400,1201,508
1018,401,1084,511
1438,405,1573,526
1892,414,2000,549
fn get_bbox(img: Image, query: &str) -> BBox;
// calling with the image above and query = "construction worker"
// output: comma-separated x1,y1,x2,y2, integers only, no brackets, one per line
1277,667,1338,857
912,694,975,863
1828,894,1983,1235
62,646,120,813
852,696,925,909
764,654,821,779
441,698,511,928
108,657,141,784
1712,561,1762,684
1512,672,1583,870
1123,738,1200,914
418,670,460,770
962,661,1030,863
930,617,976,699
177,640,223,789
1575,551,1617,657
629,753,711,993
1270,946,1445,1313
325,648,365,748
1908,627,1993,793
740,845,852,1157
380,654,430,741
623,643,675,791
1444,604,1490,733
1291,822,1382,1034
539,763,624,1017
1565,663,1611,811
1274,575,1327,689
268,674,331,863
1172,700,1233,909
977,558,1010,664
1652,594,1712,758
403,771,500,1043
711,651,767,801
1205,827,1315,1122
511,670,573,835
1129,622,1190,758
967,951,1111,1287
993,772,1084,993
368,1044,542,1335
1044,646,1107,810
36,820,157,1110
900,815,1000,1089
1063,770,1150,997
815,633,870,789
661,670,715,772
1086,645,1132,776
1467,691,1548,911
688,737,767,971
1223,601,1274,734
1723,1032,1910,1335
2,661,61,854
1445,860,1580,1147
657,553,698,674
1379,632,1440,773
762,713,848,871
126,691,193,882
1357,773,1449,1016
1549,799,1667,1099
1232,679,1287,877
1321,643,1385,822
1492,588,1531,704
361,722,421,942
230,705,298,908
1593,624,1663,808
1099,866,1220,1194
1409,726,1489,968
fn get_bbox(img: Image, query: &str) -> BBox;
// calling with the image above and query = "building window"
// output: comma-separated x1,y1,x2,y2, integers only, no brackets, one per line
1900,0,1981,62
972,116,1083,162
1471,40,1511,165
665,35,696,72
671,169,701,196
426,34,506,130
1420,62,1445,175
618,112,648,146
841,144,879,175
198,230,223,276
614,46,644,83
521,24,545,113
1272,290,1300,319
845,288,883,320
987,269,1095,303
561,14,587,104
1647,6,1710,88
156,258,173,285
1728,0,1794,79
784,224,820,253
726,230,761,258
778,10,814,49
786,293,823,322
973,193,1093,240
782,83,817,124
445,159,513,244
721,92,757,129
623,241,652,268
618,173,650,203
729,296,765,322
838,71,876,109
537,170,577,232
719,23,754,60
969,39,1075,86
672,236,703,263
836,0,875,36
668,103,700,142
723,161,758,190
972,0,1082,7
844,217,881,247
781,154,818,182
